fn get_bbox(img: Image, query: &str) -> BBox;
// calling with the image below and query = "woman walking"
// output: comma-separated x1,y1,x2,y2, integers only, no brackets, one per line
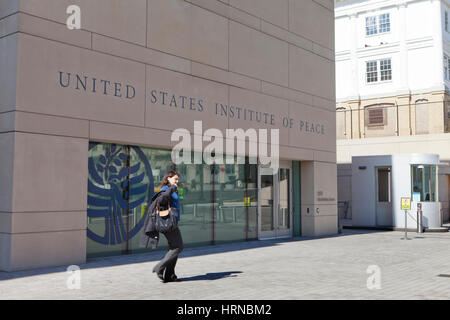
152,170,183,283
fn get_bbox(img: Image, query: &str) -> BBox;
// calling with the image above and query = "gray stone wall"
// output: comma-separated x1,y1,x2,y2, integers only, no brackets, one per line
0,0,336,271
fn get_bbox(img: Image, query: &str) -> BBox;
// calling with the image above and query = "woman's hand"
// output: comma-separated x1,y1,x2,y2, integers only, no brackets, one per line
170,184,178,192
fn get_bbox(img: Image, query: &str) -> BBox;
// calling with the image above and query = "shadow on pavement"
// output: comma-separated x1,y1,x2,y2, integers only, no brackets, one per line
179,271,243,282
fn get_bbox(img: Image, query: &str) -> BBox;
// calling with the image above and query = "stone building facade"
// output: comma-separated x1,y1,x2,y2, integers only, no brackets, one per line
0,0,336,271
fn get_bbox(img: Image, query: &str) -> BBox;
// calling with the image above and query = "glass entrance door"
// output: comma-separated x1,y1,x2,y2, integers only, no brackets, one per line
259,173,275,237
258,161,292,239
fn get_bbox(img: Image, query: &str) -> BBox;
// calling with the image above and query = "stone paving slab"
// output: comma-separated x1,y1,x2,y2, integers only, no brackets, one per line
1,229,450,300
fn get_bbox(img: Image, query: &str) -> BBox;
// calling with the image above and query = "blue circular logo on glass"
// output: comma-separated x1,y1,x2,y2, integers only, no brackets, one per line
87,143,154,245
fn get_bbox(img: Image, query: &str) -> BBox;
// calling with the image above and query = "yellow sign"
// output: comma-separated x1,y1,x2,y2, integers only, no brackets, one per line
244,197,251,207
141,203,148,218
401,197,411,210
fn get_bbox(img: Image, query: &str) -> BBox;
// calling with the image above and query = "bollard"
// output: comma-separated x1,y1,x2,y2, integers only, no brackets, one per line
404,209,408,239
417,203,423,234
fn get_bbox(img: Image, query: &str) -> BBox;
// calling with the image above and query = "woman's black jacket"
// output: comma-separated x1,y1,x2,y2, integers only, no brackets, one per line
139,185,177,249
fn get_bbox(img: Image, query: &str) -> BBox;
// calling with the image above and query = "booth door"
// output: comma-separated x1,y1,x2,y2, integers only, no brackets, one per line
446,175,450,222
375,167,393,226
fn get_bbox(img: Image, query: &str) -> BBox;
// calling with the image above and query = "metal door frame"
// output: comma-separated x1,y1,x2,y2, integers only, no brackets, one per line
375,166,393,227
258,160,293,240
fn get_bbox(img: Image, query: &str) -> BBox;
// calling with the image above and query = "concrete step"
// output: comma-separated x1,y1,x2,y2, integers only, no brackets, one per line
343,225,449,232
425,227,449,233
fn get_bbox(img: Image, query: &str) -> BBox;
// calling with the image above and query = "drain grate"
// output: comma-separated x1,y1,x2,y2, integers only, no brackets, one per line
438,274,450,278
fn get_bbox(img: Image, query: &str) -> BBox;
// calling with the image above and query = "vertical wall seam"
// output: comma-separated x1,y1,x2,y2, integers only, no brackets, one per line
12,32,19,215
227,17,230,72
144,65,147,127
146,0,148,48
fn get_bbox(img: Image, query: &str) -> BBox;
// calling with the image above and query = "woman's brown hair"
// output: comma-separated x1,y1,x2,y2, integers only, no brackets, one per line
160,170,179,188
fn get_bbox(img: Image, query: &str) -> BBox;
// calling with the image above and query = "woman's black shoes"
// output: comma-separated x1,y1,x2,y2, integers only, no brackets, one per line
153,267,165,281
153,267,180,283
164,274,180,283
157,272,165,282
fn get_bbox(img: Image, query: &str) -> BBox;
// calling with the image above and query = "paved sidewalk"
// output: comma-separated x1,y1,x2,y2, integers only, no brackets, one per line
1,229,450,300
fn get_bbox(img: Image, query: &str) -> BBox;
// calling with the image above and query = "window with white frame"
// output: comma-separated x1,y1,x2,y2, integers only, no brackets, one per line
366,16,378,36
366,59,392,83
366,61,378,83
379,14,391,33
365,13,391,36
380,59,392,81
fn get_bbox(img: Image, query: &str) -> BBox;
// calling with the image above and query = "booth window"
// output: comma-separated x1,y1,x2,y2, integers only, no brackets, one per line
411,165,437,202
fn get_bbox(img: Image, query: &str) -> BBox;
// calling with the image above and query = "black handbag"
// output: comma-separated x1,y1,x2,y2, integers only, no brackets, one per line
154,202,178,233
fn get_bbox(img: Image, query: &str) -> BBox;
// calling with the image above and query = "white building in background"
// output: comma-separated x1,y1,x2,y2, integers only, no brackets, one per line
335,0,450,226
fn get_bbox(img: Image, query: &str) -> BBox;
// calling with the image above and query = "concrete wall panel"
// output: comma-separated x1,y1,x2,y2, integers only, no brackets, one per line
301,160,338,236
11,211,86,233
0,233,12,271
14,112,89,139
16,34,146,126
148,0,228,69
18,12,91,49
289,0,334,50
93,33,191,74
229,0,288,29
146,65,229,134
185,0,260,30
0,112,14,134
229,86,289,145
8,230,86,271
0,0,19,20
13,133,88,212
315,162,338,205
289,44,335,100
0,34,18,112
289,102,336,152
90,121,172,150
20,0,147,45
191,62,261,92
0,12,18,39
0,133,14,213
229,21,289,86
